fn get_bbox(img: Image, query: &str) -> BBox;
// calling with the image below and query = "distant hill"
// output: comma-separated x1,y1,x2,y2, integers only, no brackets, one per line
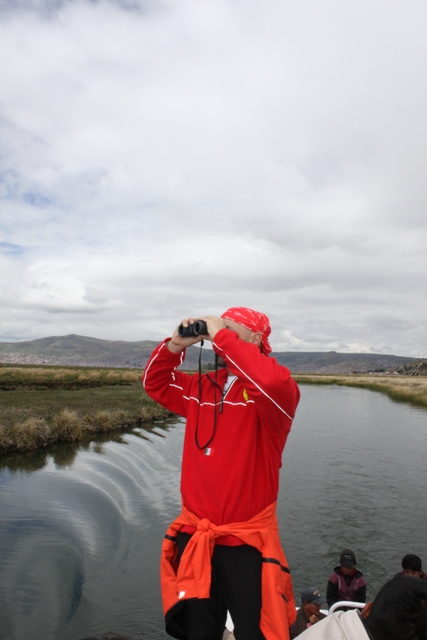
272,351,419,374
0,334,214,369
396,359,427,376
0,334,420,374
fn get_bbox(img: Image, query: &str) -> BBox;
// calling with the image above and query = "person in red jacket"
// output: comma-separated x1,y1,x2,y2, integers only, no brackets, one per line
143,308,300,640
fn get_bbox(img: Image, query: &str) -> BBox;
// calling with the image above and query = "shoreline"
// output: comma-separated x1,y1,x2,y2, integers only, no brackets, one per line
293,374,427,409
0,405,173,455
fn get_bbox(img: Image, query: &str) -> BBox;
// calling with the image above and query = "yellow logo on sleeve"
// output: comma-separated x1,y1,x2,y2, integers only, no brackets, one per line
243,389,249,402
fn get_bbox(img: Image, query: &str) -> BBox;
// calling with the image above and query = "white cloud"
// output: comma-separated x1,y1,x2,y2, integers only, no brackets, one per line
0,0,426,356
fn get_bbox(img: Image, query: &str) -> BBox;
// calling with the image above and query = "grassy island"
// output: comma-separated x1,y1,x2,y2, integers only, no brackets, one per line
1,366,426,455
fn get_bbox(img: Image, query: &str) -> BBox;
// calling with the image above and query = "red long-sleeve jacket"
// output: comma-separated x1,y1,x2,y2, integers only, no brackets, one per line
143,328,300,526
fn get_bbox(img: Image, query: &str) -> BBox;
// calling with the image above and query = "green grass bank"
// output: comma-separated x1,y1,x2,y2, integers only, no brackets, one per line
0,365,171,454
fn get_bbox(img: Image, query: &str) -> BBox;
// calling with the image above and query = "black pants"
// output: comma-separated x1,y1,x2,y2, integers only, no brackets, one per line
177,532,266,640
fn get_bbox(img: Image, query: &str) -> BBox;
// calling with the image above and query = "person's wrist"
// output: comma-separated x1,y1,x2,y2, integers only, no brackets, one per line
167,339,184,354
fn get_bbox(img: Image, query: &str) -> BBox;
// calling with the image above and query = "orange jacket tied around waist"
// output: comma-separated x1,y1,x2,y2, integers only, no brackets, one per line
160,502,296,640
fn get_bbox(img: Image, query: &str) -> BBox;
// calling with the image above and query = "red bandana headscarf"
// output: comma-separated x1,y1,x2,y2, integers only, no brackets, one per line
221,307,272,355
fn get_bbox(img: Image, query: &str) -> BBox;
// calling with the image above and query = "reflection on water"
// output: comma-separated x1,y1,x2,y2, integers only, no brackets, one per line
0,421,174,474
1,389,427,640
0,419,182,640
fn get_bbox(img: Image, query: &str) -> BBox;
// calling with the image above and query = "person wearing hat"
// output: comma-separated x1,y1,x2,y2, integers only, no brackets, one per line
289,587,327,639
326,549,366,610
143,308,300,640
295,576,427,640
396,554,427,580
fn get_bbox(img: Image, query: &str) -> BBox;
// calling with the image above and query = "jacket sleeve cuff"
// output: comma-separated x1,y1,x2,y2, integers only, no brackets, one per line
158,338,187,364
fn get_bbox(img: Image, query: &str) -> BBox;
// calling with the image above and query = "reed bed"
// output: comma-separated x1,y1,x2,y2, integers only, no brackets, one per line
293,374,427,409
0,365,171,454
0,406,169,454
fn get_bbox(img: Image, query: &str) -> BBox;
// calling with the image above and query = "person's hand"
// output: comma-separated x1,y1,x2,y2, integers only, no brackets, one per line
309,615,320,624
167,318,205,353
199,315,227,340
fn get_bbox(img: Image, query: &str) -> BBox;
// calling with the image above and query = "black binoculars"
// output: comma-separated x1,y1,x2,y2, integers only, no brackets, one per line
178,320,208,337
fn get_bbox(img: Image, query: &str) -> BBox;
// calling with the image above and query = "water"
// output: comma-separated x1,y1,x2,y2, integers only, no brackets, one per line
0,385,426,639
280,385,427,597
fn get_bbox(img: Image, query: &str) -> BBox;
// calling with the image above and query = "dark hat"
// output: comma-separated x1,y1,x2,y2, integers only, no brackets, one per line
301,587,327,605
340,549,357,567
402,554,422,571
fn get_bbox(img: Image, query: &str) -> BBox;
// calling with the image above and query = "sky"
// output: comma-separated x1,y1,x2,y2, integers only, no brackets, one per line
0,0,426,357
